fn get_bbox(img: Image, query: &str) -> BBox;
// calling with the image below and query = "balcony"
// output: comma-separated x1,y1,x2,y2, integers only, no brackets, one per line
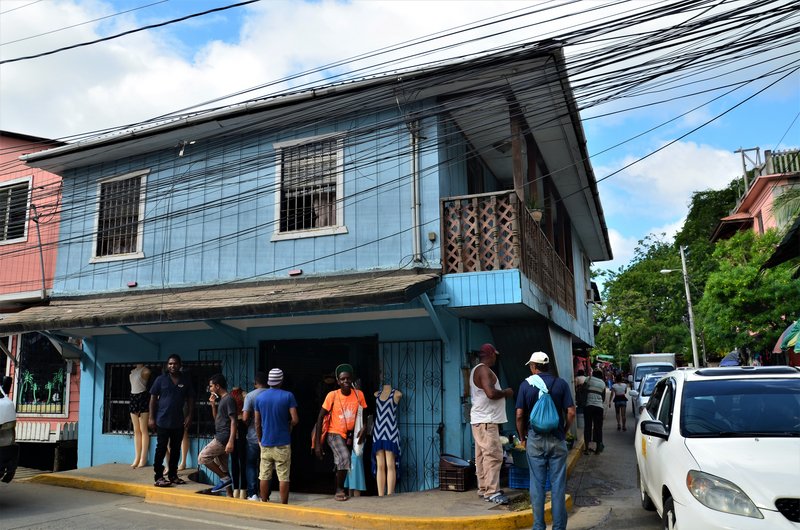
441,191,576,317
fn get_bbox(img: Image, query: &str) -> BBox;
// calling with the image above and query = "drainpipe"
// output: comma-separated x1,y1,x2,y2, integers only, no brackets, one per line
410,120,423,264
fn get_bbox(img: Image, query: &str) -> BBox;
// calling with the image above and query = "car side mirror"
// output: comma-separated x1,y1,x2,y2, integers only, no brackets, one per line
640,420,668,440
629,390,639,399
627,375,633,383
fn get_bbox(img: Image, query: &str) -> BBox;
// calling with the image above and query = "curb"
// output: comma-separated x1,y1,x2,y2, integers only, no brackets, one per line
28,447,586,530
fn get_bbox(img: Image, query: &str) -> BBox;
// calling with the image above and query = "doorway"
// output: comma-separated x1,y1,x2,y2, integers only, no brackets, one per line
260,336,379,493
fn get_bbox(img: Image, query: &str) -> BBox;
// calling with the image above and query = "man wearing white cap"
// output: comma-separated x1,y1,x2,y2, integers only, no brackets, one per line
515,351,575,530
254,368,298,504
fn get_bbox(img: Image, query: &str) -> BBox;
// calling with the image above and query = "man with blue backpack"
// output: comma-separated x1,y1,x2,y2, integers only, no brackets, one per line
515,351,575,530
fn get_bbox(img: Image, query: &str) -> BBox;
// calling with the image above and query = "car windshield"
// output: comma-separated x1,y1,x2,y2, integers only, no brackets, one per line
636,364,673,381
681,378,800,437
641,376,663,396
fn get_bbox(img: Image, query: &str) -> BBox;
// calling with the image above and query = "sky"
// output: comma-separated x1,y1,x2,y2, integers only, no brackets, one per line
1,0,798,278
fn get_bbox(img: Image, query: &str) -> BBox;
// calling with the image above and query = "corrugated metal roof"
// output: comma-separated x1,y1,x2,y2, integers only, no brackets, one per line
0,271,439,335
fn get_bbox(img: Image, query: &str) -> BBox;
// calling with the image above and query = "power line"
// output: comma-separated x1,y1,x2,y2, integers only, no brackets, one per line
0,0,261,65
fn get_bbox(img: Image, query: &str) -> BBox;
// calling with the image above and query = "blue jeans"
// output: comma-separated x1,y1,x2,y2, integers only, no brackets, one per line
246,440,260,497
527,432,568,530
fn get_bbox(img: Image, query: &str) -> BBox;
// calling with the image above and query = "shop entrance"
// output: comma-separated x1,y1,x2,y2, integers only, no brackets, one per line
260,336,379,494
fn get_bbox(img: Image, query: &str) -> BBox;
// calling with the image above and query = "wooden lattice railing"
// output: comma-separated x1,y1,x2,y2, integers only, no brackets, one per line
441,191,576,317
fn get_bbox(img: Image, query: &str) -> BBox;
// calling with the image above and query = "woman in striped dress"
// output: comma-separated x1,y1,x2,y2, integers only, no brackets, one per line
371,385,402,496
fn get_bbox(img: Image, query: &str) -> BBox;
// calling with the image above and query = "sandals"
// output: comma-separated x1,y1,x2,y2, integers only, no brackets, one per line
334,491,349,501
170,477,187,485
487,493,510,505
154,477,172,487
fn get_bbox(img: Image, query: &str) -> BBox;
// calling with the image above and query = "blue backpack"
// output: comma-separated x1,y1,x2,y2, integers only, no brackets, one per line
527,375,559,434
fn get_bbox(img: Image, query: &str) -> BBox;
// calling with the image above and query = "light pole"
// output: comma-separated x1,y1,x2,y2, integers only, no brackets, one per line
660,245,701,368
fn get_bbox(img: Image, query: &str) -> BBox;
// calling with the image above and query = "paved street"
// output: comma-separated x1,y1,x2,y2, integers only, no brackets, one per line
567,405,661,529
0,482,304,530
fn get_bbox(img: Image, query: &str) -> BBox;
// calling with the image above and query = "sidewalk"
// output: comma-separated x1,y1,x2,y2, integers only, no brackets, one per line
26,444,584,530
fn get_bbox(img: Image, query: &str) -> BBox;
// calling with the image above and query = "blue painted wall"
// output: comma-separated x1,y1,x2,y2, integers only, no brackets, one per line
55,107,444,296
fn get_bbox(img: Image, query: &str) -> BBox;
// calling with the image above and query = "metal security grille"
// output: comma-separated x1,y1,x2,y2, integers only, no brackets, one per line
102,360,223,435
379,341,443,492
0,181,29,241
96,175,141,257
280,139,338,232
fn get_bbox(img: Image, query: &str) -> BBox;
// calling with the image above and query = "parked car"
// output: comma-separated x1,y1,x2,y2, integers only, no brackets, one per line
0,376,19,485
635,366,800,529
629,372,669,418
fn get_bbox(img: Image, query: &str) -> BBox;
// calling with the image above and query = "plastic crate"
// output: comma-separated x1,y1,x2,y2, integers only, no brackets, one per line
439,466,474,491
509,466,529,489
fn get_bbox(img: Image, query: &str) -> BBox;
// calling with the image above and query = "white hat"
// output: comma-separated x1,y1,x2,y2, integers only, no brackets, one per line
268,368,284,386
524,351,549,365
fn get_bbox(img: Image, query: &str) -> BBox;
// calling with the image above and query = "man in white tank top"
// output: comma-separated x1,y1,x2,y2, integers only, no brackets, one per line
469,343,513,505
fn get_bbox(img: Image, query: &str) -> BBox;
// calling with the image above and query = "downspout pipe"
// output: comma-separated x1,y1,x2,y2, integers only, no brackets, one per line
410,120,423,264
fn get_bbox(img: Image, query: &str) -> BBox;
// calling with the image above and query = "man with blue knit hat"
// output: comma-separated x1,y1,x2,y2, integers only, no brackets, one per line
255,368,298,504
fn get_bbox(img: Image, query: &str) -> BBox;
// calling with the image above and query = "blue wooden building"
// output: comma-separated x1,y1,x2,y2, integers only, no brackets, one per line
1,41,611,492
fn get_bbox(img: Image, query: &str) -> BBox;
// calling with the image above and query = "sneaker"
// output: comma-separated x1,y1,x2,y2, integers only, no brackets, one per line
154,477,172,488
247,494,260,501
487,492,510,505
483,489,504,501
210,477,232,493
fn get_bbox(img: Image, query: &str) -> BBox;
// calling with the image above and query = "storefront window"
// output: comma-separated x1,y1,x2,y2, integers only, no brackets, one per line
15,333,68,415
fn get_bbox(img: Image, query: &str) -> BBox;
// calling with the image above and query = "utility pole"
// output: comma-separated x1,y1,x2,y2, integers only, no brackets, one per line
680,245,700,368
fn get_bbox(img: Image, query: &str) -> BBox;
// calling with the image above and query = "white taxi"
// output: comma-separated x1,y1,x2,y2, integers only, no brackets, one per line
634,366,800,529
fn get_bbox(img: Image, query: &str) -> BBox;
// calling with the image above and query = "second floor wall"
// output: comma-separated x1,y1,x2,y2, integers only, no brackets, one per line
53,106,448,295
0,133,61,306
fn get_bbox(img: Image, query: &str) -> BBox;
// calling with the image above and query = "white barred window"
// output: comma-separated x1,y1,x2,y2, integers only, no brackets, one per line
94,170,147,260
279,138,341,233
0,178,30,244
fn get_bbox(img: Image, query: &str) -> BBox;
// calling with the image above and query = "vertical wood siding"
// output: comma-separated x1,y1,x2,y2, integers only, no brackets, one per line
53,107,441,294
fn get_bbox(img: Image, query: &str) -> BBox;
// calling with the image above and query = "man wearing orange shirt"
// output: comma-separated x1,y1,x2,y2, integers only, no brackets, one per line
314,363,368,501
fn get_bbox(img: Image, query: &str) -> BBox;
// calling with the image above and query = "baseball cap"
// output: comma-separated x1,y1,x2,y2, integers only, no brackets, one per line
524,351,549,365
479,343,499,357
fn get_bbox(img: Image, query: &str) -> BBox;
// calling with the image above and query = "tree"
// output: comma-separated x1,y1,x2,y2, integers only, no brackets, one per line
596,235,691,367
696,229,800,358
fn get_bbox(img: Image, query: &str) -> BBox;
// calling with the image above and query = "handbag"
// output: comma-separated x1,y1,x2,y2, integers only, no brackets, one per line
353,405,365,456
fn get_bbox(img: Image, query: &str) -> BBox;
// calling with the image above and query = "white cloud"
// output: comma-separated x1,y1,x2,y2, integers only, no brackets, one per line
597,140,741,221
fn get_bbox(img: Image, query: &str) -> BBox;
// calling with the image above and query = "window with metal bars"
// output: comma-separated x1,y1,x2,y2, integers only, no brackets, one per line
0,179,30,243
279,138,340,232
103,360,221,435
95,171,145,258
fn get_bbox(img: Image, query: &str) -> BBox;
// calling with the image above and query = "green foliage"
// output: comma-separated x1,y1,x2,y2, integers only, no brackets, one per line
696,229,800,356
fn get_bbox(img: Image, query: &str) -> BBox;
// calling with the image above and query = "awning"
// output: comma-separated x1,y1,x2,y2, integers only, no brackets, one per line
761,215,800,276
0,271,440,336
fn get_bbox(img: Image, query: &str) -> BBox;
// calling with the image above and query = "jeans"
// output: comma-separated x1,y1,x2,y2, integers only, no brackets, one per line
246,439,260,497
153,426,183,481
527,432,568,530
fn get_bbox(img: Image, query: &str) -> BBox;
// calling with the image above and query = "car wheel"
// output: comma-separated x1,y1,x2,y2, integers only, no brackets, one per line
662,496,676,530
637,465,655,511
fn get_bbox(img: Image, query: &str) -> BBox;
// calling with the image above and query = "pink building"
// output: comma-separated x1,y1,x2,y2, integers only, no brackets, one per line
712,149,800,241
1,131,78,470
